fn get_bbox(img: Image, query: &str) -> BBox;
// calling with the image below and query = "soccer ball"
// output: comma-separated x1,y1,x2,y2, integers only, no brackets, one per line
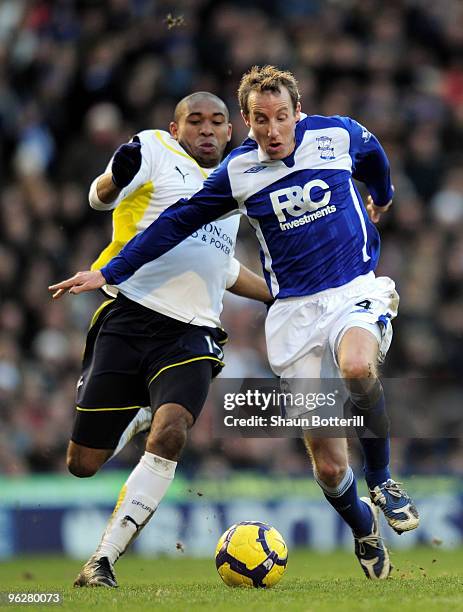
215,521,288,588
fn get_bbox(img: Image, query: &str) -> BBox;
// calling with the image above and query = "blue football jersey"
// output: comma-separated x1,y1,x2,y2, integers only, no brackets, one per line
102,115,393,298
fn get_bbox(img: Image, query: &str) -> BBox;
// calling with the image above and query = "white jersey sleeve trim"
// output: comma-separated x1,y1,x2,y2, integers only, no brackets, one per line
88,176,118,211
225,257,241,289
349,179,371,262
247,216,279,296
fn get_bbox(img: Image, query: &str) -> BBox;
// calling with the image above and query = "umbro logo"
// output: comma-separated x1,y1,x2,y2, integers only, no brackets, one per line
244,165,267,174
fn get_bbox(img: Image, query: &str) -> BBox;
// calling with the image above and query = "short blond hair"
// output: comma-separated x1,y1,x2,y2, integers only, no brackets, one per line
238,65,300,114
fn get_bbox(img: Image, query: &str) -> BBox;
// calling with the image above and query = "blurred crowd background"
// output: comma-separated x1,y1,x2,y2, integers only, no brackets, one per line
1,0,463,477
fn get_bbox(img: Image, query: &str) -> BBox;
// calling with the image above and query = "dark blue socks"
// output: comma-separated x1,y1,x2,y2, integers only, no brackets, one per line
349,381,391,489
316,467,373,537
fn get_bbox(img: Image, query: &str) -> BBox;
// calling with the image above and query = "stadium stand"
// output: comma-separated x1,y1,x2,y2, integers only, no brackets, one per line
1,0,463,477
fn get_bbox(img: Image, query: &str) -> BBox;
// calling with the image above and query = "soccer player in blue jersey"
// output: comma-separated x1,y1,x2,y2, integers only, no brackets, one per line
50,66,419,579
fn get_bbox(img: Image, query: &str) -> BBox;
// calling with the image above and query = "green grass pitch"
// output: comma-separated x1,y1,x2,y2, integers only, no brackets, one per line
0,548,462,611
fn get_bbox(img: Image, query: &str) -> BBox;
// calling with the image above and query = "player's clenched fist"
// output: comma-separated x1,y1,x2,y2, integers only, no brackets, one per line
48,270,106,299
111,135,142,188
366,195,393,223
366,185,394,224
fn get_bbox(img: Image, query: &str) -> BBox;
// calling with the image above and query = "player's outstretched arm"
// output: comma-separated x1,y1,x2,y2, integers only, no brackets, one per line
228,264,273,303
48,270,106,299
101,169,238,286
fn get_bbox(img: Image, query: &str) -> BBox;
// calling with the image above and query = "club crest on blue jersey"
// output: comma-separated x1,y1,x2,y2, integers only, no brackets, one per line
316,136,335,160
361,126,372,143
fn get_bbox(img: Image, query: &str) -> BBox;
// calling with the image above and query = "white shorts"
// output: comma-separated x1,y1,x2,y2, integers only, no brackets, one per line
265,273,399,380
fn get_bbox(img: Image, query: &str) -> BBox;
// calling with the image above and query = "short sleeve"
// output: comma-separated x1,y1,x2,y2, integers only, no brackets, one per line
225,257,241,289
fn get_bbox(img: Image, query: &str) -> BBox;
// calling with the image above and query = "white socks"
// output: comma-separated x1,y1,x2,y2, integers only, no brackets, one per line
96,451,176,563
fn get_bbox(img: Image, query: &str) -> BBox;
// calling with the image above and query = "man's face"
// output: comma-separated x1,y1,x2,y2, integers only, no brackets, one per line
242,87,300,160
170,98,232,168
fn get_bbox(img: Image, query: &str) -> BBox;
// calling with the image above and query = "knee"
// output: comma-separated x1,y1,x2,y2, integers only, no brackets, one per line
306,438,349,488
315,458,348,488
67,458,98,478
309,442,348,487
66,452,101,478
339,357,376,381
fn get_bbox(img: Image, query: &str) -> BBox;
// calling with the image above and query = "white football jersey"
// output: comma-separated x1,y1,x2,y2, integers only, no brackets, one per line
90,129,240,328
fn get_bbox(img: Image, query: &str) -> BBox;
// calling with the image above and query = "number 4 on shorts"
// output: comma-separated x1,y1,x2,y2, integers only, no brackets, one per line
355,299,372,310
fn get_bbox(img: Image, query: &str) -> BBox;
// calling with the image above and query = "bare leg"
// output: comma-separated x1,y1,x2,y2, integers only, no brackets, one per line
338,327,391,488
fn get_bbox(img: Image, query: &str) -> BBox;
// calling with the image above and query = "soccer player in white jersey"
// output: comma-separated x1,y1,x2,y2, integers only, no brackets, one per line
50,92,272,588
50,67,420,580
